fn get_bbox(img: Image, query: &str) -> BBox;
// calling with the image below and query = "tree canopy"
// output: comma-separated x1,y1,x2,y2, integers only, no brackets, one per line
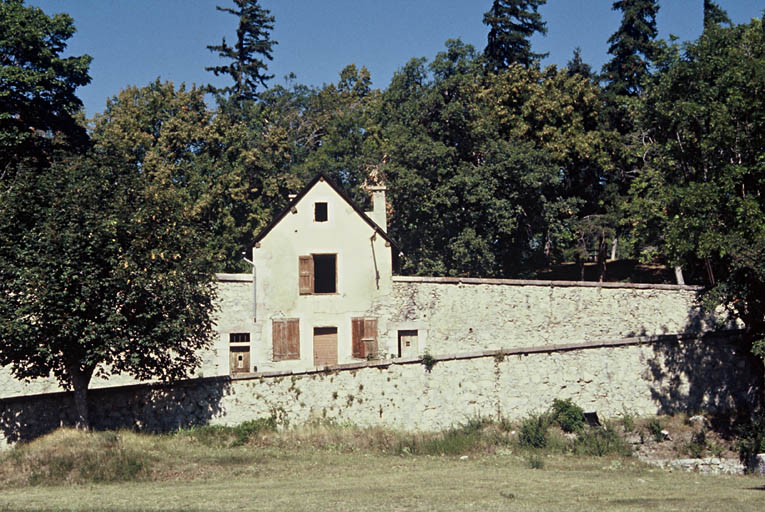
483,0,548,71
206,0,277,103
0,0,91,176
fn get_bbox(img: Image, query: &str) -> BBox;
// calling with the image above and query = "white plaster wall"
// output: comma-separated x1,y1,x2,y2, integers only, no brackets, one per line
250,179,393,372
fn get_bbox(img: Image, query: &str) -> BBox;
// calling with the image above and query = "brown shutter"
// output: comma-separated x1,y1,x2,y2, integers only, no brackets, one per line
273,319,286,361
286,318,300,359
351,317,364,358
363,318,378,358
274,319,299,361
299,256,314,295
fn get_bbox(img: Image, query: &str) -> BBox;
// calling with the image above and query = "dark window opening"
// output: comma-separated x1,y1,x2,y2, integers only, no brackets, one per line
230,333,250,344
313,254,336,293
314,202,328,222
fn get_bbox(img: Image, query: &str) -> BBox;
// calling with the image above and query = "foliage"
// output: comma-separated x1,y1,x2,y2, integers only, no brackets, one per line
550,398,585,433
483,0,548,71
572,422,632,457
601,0,659,97
737,413,765,472
206,0,276,102
421,352,437,372
684,430,707,459
646,418,664,442
0,153,218,427
703,0,730,30
628,18,765,355
518,412,552,449
176,416,277,448
0,0,91,175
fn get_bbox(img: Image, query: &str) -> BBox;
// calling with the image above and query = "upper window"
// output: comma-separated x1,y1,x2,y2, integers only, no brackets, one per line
299,254,336,294
314,202,328,222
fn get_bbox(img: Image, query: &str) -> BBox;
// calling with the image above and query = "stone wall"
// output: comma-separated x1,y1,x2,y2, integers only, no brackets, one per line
384,277,713,355
2,332,758,446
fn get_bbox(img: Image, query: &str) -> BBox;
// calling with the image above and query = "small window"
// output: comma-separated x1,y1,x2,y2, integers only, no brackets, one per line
398,330,418,358
230,333,250,344
314,202,328,222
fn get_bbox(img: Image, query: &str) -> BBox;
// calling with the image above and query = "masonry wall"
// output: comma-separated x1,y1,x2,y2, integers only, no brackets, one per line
1,333,758,446
373,277,714,357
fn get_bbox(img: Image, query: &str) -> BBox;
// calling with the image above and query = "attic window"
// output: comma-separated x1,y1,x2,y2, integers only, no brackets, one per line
314,202,328,222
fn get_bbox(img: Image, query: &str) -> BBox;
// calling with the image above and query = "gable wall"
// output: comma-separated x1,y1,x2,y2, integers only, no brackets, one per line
246,179,393,372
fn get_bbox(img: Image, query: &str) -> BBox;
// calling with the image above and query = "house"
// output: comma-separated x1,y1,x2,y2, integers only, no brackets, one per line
220,173,401,374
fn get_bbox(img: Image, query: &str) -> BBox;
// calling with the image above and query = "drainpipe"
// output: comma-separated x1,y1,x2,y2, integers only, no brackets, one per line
243,253,256,322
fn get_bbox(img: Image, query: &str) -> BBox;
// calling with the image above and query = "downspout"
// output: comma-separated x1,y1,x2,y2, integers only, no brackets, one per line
243,253,256,322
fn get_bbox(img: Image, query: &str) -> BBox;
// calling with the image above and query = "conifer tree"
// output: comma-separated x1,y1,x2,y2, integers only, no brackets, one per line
206,0,276,101
601,0,659,97
483,0,548,71
703,0,731,30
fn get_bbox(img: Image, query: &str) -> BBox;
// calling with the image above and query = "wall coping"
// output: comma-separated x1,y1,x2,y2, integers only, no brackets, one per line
392,275,704,291
215,273,252,282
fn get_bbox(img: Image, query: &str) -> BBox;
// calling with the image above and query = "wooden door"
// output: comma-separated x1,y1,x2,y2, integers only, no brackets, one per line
229,346,250,374
398,330,418,358
313,327,338,367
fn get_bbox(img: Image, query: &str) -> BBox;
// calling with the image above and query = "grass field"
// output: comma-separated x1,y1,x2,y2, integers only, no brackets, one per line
0,420,763,511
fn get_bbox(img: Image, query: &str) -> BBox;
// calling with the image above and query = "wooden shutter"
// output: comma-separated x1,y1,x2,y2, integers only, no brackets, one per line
351,318,364,358
299,256,314,295
273,319,300,361
352,318,378,359
363,318,378,358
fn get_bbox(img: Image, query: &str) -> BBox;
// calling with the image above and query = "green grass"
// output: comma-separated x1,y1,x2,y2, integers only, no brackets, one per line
0,420,762,511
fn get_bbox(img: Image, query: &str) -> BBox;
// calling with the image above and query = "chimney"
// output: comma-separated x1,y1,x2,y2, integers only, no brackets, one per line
367,185,387,232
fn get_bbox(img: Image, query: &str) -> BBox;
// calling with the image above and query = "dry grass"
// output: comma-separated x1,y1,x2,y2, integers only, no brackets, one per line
0,418,762,511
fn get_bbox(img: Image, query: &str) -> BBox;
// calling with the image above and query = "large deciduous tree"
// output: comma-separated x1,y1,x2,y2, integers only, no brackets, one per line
0,0,91,177
206,0,277,103
628,18,765,359
0,153,218,428
483,0,548,71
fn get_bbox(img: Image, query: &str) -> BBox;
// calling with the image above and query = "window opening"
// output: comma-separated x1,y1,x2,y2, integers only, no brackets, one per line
313,254,336,293
314,202,328,222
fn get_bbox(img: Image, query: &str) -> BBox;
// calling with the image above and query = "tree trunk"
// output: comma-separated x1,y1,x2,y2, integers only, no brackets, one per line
68,363,93,430
597,235,608,282
674,265,685,285
610,237,618,261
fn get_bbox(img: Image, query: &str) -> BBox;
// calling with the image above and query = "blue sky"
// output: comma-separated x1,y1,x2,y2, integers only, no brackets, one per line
29,0,763,117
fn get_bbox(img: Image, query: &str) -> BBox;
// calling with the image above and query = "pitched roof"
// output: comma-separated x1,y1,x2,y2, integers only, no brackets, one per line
251,173,398,250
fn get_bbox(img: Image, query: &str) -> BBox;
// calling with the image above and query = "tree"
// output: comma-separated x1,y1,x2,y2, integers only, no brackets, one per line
206,0,277,103
483,0,548,71
703,0,731,30
0,0,91,177
0,154,218,428
601,0,659,97
628,18,765,360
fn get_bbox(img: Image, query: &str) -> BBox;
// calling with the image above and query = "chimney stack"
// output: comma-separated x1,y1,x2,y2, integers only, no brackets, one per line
367,185,387,232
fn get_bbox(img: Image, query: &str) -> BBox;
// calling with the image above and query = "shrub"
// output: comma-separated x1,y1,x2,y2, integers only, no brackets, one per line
551,399,585,433
621,409,635,433
177,416,277,448
573,423,632,457
526,454,545,469
685,430,707,459
646,418,664,442
518,413,551,449
737,413,765,472
422,352,436,372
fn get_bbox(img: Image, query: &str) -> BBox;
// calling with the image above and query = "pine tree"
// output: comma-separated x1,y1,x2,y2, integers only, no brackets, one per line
703,0,731,30
483,0,548,71
601,0,659,97
206,0,277,102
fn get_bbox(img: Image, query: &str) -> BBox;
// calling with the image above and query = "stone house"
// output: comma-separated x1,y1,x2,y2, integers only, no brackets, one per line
218,173,408,375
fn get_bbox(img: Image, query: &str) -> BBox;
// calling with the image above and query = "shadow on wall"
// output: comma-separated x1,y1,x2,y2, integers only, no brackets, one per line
0,376,232,444
646,306,763,416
